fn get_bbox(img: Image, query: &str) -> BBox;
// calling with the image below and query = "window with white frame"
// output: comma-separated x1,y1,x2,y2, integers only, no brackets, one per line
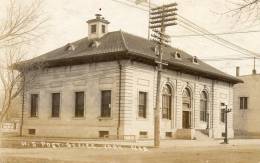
200,91,208,122
75,92,85,117
138,92,147,118
30,94,39,117
101,90,111,117
51,93,60,117
162,85,172,120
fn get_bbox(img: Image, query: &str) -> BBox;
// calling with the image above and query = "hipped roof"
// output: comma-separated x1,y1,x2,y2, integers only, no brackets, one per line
19,30,242,84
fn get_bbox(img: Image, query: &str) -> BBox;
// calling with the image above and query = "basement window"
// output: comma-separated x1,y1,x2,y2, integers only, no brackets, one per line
28,129,36,135
139,131,148,138
99,131,109,138
165,132,172,138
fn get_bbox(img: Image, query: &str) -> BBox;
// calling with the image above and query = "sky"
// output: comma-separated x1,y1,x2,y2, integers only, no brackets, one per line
2,0,260,76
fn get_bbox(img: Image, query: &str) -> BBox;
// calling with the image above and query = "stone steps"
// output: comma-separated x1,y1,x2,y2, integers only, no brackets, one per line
194,130,212,140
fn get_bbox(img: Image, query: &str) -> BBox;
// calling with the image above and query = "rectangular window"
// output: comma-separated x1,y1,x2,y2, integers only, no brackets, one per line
91,24,96,33
30,94,39,117
220,108,225,123
138,92,147,118
51,93,60,117
101,90,111,117
75,92,85,117
102,25,106,33
240,97,248,110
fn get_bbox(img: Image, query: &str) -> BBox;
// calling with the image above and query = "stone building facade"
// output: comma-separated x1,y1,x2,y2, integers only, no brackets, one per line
18,14,241,139
233,68,260,137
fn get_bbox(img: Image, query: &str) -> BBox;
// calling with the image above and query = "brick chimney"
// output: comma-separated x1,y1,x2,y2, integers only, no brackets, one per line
87,14,110,40
252,69,257,75
236,66,240,77
252,57,257,75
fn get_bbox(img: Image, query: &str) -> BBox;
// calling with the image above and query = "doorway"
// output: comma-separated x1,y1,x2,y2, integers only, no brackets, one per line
182,88,192,129
182,111,191,129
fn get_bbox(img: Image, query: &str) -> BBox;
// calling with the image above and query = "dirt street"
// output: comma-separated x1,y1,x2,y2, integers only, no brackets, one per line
1,144,260,163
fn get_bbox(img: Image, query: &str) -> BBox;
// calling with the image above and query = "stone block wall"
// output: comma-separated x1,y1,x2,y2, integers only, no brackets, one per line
21,60,234,139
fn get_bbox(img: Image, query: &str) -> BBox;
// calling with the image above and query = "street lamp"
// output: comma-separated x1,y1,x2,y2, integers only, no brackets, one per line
221,103,232,144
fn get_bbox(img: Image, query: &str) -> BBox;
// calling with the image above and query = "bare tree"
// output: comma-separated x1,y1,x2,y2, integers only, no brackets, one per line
0,48,45,122
0,0,47,122
0,48,24,121
0,0,47,48
225,0,260,22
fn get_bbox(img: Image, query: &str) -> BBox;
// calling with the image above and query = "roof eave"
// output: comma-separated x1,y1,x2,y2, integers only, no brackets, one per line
21,50,129,69
18,49,243,84
126,51,242,84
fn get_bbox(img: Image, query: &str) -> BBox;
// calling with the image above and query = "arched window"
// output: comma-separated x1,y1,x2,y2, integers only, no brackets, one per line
200,91,208,122
162,85,172,119
182,88,191,109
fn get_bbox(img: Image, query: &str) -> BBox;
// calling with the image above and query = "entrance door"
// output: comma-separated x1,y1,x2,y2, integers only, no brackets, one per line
182,111,191,129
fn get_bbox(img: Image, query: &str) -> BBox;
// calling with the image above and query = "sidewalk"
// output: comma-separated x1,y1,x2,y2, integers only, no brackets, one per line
160,139,260,148
1,136,260,148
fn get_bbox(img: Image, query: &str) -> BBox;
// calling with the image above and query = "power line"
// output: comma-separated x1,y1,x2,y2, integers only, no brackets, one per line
111,0,260,58
167,3,260,58
178,23,256,57
112,0,149,11
171,30,260,37
200,56,260,61
177,15,260,57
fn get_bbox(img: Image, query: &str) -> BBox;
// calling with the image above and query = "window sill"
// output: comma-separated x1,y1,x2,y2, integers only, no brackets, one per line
28,116,39,119
136,117,148,121
98,117,112,121
72,117,86,120
162,118,171,121
139,136,148,139
49,117,61,120
219,122,225,125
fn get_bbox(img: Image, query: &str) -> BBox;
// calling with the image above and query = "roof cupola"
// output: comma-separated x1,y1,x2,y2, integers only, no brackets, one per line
87,14,110,40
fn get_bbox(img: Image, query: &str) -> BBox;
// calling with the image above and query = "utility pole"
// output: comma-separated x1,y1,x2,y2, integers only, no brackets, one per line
20,72,25,136
149,3,178,148
148,0,151,40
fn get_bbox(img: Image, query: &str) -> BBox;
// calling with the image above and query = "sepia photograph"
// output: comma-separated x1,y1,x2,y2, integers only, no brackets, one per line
0,0,260,162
